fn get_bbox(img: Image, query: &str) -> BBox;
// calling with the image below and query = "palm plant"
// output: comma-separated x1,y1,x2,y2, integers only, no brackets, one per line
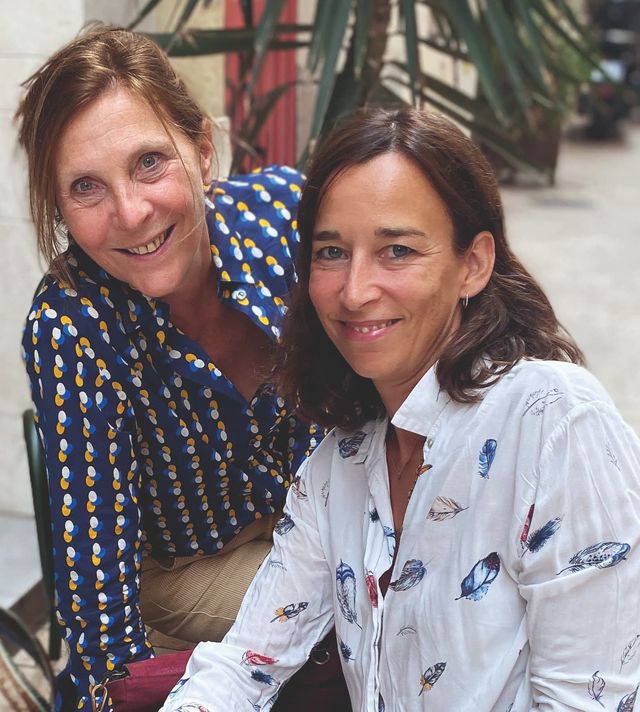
131,0,596,177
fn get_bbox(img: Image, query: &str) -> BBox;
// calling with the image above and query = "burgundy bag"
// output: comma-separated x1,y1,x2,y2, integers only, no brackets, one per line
90,631,351,712
90,649,192,712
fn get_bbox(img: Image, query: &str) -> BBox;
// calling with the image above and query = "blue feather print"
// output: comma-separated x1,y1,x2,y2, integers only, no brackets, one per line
557,541,630,575
588,670,606,707
418,662,446,695
339,638,354,662
336,560,362,628
383,526,396,557
478,439,497,478
617,686,638,712
270,602,308,623
250,669,277,686
338,431,367,458
521,517,562,556
389,559,426,592
456,552,501,601
167,677,189,697
274,513,295,536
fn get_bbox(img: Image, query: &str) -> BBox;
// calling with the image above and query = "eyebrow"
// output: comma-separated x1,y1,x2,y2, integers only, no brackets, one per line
58,138,177,181
312,226,428,241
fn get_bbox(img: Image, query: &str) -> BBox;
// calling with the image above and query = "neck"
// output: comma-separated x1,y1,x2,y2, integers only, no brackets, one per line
388,425,424,460
166,261,220,341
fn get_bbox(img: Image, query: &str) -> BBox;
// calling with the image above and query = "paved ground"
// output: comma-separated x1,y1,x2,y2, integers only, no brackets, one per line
502,120,640,434
2,119,639,710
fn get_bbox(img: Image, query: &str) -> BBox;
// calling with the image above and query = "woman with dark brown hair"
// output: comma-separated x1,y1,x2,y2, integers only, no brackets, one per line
162,108,640,711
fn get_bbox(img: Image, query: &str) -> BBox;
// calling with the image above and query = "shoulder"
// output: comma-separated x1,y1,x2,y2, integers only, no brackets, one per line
22,267,129,363
493,359,613,414
478,359,622,452
301,421,379,480
208,166,304,288
213,165,303,225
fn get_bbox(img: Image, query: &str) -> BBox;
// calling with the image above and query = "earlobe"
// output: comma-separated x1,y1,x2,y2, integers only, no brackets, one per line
462,231,495,299
199,118,215,185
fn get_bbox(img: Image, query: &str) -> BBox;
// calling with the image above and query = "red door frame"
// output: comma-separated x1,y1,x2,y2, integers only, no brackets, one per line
225,0,298,170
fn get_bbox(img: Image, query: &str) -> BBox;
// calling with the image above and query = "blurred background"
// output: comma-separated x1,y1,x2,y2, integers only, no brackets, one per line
1,0,639,679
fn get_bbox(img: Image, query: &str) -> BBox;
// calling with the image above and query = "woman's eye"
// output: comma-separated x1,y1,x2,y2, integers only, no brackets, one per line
316,245,345,260
388,244,412,258
73,179,95,194
141,153,160,170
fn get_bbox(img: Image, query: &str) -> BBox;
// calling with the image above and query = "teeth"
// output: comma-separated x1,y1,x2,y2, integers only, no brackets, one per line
127,231,167,255
352,321,394,334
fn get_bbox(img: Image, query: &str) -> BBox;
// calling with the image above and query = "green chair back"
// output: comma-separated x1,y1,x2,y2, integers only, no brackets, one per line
22,409,61,661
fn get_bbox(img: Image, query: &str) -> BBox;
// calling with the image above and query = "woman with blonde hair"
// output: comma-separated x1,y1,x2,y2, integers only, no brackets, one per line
16,25,349,712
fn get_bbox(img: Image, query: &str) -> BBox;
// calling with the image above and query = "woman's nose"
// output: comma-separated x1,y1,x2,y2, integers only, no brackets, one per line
111,185,153,232
340,258,381,311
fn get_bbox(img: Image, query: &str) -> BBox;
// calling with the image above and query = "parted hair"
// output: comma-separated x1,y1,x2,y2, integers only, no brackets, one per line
15,24,209,284
277,108,584,430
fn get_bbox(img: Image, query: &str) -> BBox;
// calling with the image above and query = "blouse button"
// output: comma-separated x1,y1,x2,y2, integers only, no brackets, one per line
233,289,247,300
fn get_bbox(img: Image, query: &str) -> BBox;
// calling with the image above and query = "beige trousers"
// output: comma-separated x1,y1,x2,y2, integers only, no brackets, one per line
140,514,277,653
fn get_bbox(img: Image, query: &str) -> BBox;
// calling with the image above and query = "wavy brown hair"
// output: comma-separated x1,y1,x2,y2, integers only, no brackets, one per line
278,108,583,430
15,24,210,285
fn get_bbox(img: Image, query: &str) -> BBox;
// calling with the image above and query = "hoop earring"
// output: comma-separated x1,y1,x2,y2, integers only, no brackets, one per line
461,294,469,309
202,182,212,193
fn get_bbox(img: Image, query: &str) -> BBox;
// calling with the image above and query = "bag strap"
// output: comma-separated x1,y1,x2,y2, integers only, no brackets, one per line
0,607,54,711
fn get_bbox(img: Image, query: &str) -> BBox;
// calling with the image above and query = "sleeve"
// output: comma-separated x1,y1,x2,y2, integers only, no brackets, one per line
159,455,334,712
516,401,640,711
22,298,153,712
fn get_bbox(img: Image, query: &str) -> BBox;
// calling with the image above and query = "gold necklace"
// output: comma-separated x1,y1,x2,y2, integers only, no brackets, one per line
386,428,426,482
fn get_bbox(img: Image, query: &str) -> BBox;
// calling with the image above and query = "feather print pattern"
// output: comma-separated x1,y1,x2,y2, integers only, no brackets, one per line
523,387,563,416
250,669,277,686
397,625,417,636
383,525,396,557
270,602,308,623
427,496,467,522
520,517,562,556
241,651,279,666
290,475,307,500
478,439,497,478
273,513,294,536
389,559,426,592
336,560,362,628
588,670,606,707
617,686,638,712
338,431,366,458
321,480,329,506
339,638,354,662
557,542,630,575
365,571,378,608
456,552,501,601
168,677,189,697
620,634,640,671
418,662,446,695
519,504,535,546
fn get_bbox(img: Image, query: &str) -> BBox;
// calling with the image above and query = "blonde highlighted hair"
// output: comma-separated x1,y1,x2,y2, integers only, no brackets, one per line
15,24,212,283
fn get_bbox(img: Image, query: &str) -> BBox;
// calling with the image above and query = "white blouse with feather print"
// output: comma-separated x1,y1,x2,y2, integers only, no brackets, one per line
161,359,640,712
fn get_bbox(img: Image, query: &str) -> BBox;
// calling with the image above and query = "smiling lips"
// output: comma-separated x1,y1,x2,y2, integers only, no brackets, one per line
343,319,399,336
125,226,173,255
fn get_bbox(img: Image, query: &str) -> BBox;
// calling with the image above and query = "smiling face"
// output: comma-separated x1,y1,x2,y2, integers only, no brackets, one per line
309,152,490,412
54,86,213,302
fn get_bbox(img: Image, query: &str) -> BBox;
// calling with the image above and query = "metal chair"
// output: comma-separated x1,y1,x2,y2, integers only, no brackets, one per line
22,408,61,661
